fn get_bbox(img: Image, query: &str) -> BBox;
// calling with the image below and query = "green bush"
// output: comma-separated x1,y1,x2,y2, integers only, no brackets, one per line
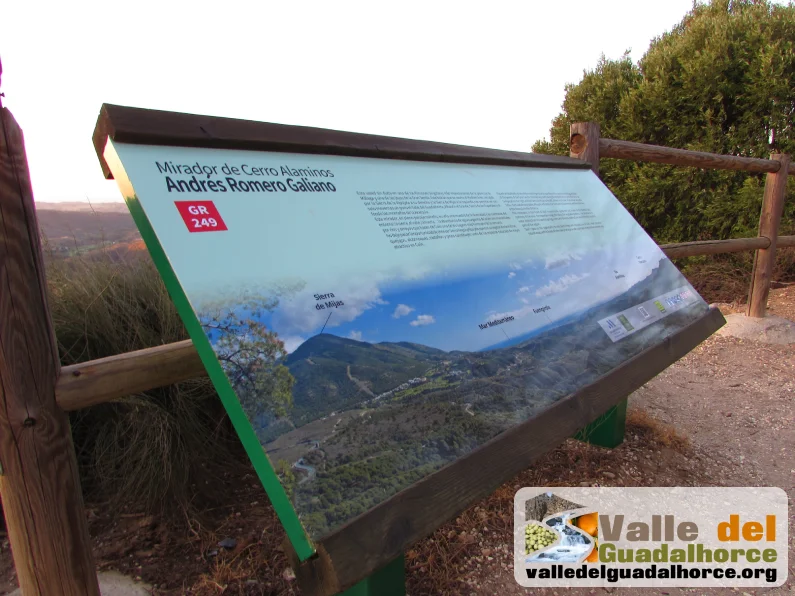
533,0,795,244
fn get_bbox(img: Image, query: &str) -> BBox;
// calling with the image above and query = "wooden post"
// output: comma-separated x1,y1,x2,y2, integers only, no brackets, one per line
747,154,790,318
570,122,601,177
569,121,627,449
0,106,100,594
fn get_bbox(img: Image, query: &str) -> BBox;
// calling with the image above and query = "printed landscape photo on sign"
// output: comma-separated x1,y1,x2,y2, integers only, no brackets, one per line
103,137,709,547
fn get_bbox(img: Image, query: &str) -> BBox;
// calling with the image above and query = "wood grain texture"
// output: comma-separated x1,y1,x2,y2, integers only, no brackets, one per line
0,108,100,594
570,122,601,176
92,104,590,179
777,235,795,248
284,538,341,596
661,237,770,258
599,138,780,173
747,154,791,317
56,340,206,411
301,307,725,595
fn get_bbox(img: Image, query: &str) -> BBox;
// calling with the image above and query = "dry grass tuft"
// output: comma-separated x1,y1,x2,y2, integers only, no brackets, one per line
626,408,690,451
679,247,795,304
47,250,242,519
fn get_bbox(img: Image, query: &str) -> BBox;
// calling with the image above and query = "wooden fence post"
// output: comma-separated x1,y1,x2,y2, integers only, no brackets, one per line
568,122,627,448
0,106,100,594
570,122,601,177
747,153,790,318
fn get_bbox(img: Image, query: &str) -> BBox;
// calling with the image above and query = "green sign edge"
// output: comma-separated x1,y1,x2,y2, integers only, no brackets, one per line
122,192,316,561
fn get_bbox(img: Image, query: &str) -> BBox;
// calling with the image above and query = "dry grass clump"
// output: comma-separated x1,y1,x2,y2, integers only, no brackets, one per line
679,247,795,304
47,250,242,519
626,408,690,451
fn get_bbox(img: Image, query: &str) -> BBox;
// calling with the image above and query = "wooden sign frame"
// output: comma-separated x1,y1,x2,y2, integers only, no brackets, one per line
92,104,725,595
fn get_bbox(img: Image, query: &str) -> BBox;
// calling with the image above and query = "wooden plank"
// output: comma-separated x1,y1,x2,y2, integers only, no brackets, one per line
91,104,590,180
0,107,100,594
747,154,791,317
570,122,600,176
599,138,780,174
778,235,795,248
284,541,341,596
292,307,725,595
661,237,770,258
56,340,206,411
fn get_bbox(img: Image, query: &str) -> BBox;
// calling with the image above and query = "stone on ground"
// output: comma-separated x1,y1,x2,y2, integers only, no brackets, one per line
716,313,795,345
10,572,150,595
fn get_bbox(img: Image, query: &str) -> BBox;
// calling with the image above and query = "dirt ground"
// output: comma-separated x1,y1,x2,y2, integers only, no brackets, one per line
0,287,793,595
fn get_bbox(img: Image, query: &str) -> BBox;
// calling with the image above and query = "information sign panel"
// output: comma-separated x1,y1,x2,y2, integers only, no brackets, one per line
102,138,711,548
92,107,724,590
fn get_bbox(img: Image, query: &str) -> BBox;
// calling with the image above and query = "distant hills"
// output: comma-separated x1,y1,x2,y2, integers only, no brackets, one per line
282,258,702,426
286,334,446,422
35,201,141,260
37,201,129,213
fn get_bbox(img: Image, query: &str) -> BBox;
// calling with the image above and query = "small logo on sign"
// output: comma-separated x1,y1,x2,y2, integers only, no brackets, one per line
174,201,228,232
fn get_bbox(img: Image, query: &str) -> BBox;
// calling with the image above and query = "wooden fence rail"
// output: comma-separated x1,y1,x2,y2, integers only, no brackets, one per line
570,122,792,318
598,138,785,174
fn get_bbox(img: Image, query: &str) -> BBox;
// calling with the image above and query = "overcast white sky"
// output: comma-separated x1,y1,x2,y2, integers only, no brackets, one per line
2,0,697,203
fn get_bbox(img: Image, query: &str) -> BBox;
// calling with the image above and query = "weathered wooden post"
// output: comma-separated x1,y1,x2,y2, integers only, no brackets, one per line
570,122,601,177
747,153,790,318
568,121,626,448
0,104,100,593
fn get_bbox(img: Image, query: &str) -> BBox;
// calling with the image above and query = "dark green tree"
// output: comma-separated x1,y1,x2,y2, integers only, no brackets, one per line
533,0,795,243
199,297,294,420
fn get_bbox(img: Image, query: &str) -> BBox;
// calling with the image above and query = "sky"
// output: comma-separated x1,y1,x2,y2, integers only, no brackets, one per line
1,0,698,204
264,242,668,353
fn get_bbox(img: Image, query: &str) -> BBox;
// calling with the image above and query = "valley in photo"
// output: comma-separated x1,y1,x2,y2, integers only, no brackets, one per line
198,253,706,539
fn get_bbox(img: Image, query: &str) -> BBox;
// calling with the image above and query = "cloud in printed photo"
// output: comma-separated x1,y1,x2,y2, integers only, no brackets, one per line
392,304,415,318
281,335,306,354
410,314,436,327
274,279,386,334
536,273,590,298
545,252,583,270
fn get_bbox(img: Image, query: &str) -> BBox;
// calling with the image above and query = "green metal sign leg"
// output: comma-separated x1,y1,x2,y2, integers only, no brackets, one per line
574,399,627,448
340,554,406,596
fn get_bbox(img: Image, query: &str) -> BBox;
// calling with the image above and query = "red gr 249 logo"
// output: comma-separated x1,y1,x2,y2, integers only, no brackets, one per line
174,201,228,233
